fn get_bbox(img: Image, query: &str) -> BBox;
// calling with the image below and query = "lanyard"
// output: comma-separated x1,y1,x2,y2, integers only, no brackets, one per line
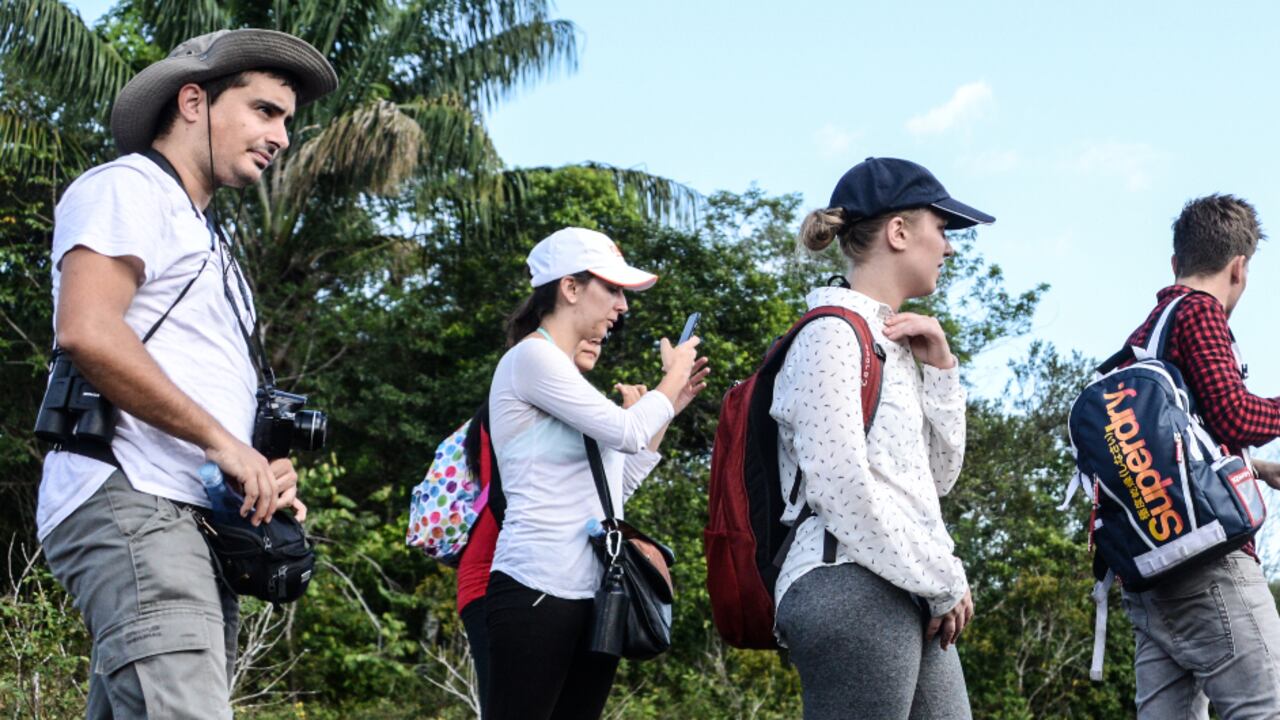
142,149,274,386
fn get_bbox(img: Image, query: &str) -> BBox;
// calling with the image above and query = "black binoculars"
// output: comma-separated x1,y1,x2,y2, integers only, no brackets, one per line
33,350,115,445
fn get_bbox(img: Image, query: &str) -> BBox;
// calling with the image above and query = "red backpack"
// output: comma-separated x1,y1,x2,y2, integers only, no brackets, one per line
705,306,883,649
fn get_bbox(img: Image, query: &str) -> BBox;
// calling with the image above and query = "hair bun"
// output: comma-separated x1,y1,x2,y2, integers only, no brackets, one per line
798,207,847,252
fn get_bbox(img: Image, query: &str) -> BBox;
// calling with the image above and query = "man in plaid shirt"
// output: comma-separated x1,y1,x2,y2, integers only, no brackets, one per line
1120,194,1280,719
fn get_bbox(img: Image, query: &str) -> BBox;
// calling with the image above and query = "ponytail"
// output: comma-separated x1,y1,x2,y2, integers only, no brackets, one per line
504,271,595,347
798,206,925,265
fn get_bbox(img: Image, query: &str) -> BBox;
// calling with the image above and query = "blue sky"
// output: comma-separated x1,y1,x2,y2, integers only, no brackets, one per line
71,1,1280,437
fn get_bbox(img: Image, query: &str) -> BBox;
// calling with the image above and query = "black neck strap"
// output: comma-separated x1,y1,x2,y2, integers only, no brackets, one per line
51,151,211,354
141,149,274,385
142,149,200,216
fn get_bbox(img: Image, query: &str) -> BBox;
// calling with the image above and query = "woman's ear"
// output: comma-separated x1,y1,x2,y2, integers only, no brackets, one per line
559,275,580,305
884,215,910,252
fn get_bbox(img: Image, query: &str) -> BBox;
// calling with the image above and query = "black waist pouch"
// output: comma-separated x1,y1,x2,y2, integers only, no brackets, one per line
197,511,316,604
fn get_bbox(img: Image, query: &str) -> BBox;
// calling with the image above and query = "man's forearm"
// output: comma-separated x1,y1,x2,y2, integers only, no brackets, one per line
61,319,235,453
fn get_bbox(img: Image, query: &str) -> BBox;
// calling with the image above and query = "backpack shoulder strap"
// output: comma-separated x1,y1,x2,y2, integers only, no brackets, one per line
1139,294,1191,361
796,306,884,431
480,417,505,526
772,305,885,566
1095,292,1197,375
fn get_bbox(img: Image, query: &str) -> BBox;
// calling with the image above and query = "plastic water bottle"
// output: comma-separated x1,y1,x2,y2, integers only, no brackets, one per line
586,518,605,538
199,462,253,527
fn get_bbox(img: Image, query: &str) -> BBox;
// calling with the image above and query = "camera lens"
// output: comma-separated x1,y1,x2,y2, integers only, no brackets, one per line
293,410,327,452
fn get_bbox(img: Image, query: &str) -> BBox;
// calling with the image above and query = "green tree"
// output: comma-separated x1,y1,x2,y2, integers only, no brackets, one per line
0,3,1147,717
0,0,692,534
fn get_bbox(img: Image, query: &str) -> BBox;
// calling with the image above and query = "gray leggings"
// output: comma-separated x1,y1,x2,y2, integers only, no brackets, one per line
775,563,971,720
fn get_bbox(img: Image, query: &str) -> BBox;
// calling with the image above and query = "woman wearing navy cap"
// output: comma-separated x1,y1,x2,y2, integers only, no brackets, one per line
772,158,992,719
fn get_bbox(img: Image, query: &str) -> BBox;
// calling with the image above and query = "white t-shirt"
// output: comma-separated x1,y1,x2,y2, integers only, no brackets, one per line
488,337,673,599
37,153,259,541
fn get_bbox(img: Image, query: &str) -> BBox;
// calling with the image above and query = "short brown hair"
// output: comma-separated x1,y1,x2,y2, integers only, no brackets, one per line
1172,194,1264,278
153,68,301,142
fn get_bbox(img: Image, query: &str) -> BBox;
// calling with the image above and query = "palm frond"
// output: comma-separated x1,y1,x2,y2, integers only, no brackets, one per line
438,163,699,244
0,108,86,172
330,0,424,103
423,18,578,110
135,0,232,51
516,163,700,227
276,99,426,209
447,0,553,49
0,0,132,115
274,93,504,212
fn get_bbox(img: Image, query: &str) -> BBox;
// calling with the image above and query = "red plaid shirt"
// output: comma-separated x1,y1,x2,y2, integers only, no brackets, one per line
1127,285,1280,454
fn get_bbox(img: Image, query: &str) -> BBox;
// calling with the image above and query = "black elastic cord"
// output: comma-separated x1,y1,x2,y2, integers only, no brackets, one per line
200,92,276,387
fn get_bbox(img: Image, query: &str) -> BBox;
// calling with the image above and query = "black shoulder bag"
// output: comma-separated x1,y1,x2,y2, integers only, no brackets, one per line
584,436,676,660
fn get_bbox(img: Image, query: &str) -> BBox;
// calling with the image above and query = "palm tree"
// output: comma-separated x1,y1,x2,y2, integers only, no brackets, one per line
1,0,695,379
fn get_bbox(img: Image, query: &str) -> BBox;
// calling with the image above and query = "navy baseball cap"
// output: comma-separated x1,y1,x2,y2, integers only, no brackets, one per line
828,157,994,230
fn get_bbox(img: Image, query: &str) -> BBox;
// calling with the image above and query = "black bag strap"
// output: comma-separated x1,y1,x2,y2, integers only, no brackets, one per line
584,435,616,522
49,150,212,354
143,149,274,386
465,412,506,527
131,150,214,345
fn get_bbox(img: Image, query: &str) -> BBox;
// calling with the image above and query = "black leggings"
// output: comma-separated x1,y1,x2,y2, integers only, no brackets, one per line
484,571,619,720
460,598,491,718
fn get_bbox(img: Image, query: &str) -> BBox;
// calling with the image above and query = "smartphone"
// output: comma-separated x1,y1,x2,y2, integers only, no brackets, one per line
678,312,701,345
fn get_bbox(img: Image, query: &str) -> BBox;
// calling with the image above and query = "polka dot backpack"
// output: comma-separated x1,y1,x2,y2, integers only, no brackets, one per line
407,419,492,566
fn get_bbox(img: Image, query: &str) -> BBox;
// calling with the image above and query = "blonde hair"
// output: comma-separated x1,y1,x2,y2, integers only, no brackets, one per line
798,206,926,265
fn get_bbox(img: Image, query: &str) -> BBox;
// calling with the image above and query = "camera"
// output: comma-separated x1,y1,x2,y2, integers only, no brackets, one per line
252,386,327,460
33,350,116,445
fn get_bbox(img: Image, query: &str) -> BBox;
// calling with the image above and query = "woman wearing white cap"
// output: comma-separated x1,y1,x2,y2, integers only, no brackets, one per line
484,227,708,719
774,158,992,719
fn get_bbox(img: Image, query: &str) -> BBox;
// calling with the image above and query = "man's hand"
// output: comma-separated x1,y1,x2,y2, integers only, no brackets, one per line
926,589,974,651
883,312,956,369
270,458,307,522
1255,459,1280,491
205,435,278,526
59,248,255,506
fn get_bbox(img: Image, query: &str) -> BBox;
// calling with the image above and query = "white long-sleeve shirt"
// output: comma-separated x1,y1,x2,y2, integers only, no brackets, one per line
489,337,673,599
771,286,969,619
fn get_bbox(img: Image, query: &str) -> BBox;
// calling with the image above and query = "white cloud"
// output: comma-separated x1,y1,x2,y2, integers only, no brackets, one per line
906,82,993,136
1065,142,1164,191
813,123,859,158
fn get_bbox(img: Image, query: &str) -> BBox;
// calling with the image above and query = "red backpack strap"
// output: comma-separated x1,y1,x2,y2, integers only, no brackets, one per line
791,305,884,432
479,422,492,488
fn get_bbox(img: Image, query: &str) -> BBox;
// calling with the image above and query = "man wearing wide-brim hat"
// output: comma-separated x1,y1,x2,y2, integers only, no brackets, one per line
37,29,335,717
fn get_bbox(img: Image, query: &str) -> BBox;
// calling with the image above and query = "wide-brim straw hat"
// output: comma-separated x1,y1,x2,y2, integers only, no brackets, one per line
111,28,338,155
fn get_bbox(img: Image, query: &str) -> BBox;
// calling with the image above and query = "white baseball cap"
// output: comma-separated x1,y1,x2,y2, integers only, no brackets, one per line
527,227,658,290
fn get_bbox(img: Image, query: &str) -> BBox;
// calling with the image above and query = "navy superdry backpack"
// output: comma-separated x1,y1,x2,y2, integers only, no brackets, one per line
1063,292,1265,679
